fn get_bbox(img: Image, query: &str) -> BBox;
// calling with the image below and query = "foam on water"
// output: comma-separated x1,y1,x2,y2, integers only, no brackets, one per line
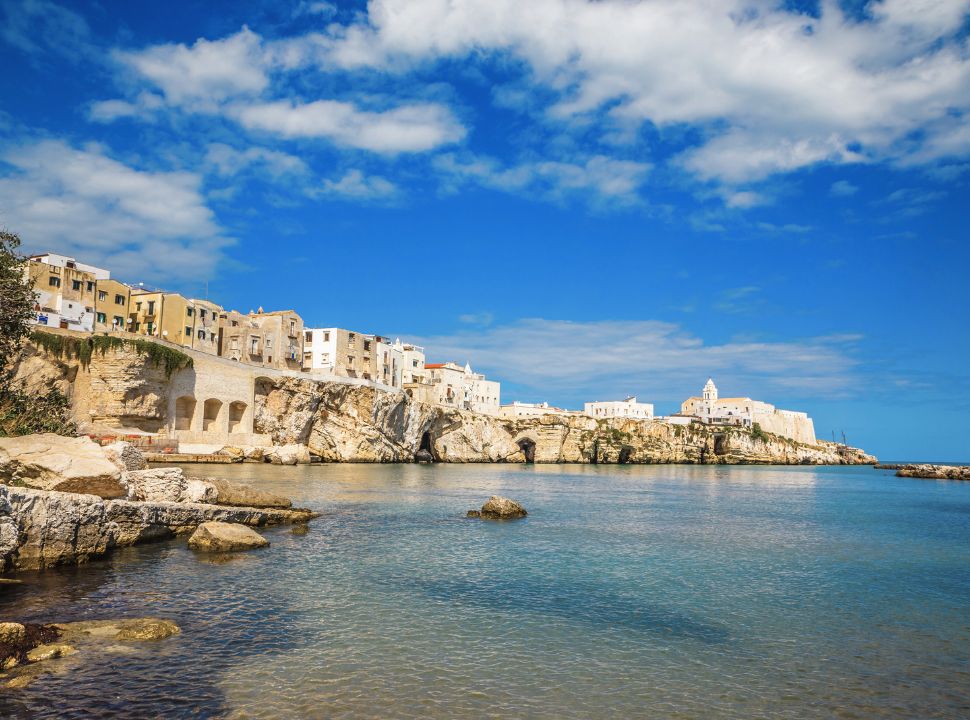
1,464,968,719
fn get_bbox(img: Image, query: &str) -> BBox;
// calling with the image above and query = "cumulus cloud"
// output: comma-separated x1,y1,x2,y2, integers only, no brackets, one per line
116,27,269,108
311,0,970,183
830,180,859,197
410,318,863,403
0,140,231,282
233,100,465,153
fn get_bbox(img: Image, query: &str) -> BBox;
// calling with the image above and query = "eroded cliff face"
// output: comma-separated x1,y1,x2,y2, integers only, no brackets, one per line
12,338,877,465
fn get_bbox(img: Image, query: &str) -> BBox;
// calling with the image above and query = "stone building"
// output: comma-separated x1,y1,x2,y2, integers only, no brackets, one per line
680,378,816,444
220,310,304,371
584,396,654,420
24,253,108,332
303,327,379,381
424,362,501,415
499,401,575,419
94,279,132,332
129,290,221,356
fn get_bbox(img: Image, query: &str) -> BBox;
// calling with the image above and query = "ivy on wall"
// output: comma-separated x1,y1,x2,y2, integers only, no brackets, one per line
31,331,193,378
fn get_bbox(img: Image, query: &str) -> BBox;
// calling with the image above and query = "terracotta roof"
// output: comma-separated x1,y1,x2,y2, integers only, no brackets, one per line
424,363,445,369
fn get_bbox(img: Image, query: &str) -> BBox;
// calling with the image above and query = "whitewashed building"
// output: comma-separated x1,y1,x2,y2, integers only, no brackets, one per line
25,253,111,333
425,361,501,415
680,378,816,444
498,401,575,419
584,396,654,420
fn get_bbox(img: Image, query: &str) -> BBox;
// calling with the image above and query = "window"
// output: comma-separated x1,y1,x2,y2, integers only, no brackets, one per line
185,326,191,336
113,316,124,326
48,276,61,288
147,322,154,335
266,337,273,349
250,338,259,354
348,355,354,364
96,312,107,324
72,280,81,291
323,331,330,342
197,329,205,339
200,309,206,319
289,321,295,335
267,356,273,363
305,331,312,342
231,320,239,327
147,301,155,315
186,308,194,317
136,301,142,311
364,340,371,351
115,294,125,305
86,281,94,291
98,291,107,301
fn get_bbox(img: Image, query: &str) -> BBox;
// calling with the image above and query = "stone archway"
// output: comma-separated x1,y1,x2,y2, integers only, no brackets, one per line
228,401,247,434
202,399,224,432
517,437,537,463
174,396,196,431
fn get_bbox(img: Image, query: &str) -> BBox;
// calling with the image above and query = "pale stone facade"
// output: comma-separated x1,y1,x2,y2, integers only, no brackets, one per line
425,362,501,415
584,396,654,420
219,310,303,372
680,378,816,444
94,279,131,332
498,401,575,419
302,328,389,382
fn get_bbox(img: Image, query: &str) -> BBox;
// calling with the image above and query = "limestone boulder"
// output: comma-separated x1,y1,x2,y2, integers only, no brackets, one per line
266,444,310,466
479,496,528,520
55,618,180,642
187,521,270,552
102,441,148,472
0,622,26,645
203,477,292,509
0,434,125,499
123,467,189,503
183,478,218,504
26,643,76,662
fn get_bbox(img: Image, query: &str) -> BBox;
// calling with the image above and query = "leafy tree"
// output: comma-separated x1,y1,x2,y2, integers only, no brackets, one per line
0,230,35,364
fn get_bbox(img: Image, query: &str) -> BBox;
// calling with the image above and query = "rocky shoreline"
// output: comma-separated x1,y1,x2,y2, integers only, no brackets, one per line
1,435,314,574
894,464,970,481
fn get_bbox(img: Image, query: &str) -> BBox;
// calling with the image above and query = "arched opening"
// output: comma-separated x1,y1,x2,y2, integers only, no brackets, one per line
202,399,223,432
228,401,247,433
415,431,435,462
517,438,536,464
174,396,196,430
714,434,728,456
618,446,633,464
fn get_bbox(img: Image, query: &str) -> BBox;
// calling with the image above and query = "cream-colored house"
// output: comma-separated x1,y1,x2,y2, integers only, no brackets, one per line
24,253,107,332
499,401,575,419
220,310,303,371
425,361,501,415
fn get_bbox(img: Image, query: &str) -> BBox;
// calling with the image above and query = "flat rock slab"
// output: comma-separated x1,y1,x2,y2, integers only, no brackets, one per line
0,434,124,499
55,618,180,642
188,521,269,552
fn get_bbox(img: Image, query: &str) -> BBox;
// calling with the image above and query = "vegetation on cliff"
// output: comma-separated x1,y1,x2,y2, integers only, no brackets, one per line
31,330,193,378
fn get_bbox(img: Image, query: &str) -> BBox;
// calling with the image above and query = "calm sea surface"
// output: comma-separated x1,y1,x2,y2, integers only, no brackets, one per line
1,464,969,719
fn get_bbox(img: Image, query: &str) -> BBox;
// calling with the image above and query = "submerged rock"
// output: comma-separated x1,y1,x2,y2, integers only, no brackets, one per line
187,521,269,552
55,618,180,642
0,434,125,499
465,510,481,518
476,496,528,520
26,643,76,662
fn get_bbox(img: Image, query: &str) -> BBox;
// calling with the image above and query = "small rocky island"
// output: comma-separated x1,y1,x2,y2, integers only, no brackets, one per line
467,496,528,519
894,464,970,481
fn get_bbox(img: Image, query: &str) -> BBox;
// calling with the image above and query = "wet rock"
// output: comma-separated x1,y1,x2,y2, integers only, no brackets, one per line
896,464,970,481
465,510,481,518
26,643,76,662
203,477,292,509
266,445,310,466
414,449,434,463
290,524,309,535
0,623,26,645
0,434,125,499
55,618,180,642
188,521,269,552
479,496,528,520
103,441,148,472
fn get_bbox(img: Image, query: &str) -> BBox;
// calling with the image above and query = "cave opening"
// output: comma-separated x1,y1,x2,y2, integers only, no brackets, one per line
618,446,633,464
517,438,537,463
714,434,728,456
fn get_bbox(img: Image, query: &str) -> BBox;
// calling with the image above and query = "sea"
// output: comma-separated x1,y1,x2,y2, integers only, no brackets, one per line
1,463,968,719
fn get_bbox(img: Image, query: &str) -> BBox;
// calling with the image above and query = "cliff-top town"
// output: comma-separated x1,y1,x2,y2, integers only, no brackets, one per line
25,250,817,445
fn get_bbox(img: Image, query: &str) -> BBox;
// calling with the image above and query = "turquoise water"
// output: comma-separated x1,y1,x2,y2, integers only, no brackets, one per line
2,464,969,719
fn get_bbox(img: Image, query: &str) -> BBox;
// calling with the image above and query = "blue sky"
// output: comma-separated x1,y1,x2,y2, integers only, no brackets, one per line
1,0,968,460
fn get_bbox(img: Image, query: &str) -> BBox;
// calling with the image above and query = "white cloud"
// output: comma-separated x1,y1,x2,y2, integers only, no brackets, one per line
311,0,970,183
0,0,92,59
232,99,465,153
411,318,863,402
116,27,268,108
87,92,164,123
203,143,308,178
0,139,231,282
315,169,398,199
434,152,649,203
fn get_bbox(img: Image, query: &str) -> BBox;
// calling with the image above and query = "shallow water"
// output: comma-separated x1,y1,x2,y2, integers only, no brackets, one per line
2,464,969,719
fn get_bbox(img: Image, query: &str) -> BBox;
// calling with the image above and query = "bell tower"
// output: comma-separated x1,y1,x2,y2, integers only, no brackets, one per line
703,378,718,402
